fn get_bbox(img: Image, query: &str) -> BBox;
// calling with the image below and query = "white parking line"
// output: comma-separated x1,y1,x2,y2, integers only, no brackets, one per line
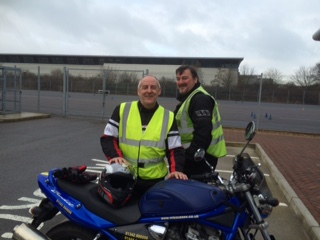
0,214,31,222
216,169,270,177
91,158,108,163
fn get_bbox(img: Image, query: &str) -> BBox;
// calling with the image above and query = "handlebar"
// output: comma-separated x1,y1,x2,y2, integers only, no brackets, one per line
190,172,219,181
259,197,279,207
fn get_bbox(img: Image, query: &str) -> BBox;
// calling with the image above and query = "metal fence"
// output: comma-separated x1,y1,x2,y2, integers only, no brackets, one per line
0,66,22,114
2,65,319,120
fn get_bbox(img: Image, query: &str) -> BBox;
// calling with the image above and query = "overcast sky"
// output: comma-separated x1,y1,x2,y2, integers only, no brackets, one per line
1,0,320,78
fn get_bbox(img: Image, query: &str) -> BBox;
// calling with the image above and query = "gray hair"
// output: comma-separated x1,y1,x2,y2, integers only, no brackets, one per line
137,75,161,89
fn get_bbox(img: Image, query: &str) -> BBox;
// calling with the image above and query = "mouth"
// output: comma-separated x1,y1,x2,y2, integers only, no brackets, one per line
178,86,187,91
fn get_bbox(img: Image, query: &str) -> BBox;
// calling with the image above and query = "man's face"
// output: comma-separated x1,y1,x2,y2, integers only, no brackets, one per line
137,76,161,109
176,69,198,95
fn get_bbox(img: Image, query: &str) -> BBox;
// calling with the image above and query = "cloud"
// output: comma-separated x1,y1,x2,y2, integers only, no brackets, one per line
0,0,320,76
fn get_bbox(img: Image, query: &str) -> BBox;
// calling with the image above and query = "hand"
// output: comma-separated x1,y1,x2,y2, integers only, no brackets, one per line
109,157,129,165
167,171,188,180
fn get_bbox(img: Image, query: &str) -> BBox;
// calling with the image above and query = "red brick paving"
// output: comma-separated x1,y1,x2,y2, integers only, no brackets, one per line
224,128,320,225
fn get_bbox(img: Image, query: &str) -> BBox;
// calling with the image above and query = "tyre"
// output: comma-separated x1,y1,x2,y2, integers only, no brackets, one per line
46,221,103,240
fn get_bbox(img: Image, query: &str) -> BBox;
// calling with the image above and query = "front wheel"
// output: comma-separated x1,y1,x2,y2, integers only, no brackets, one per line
46,221,103,240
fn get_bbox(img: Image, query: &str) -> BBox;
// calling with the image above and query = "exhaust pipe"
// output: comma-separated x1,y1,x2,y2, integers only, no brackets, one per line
12,223,49,240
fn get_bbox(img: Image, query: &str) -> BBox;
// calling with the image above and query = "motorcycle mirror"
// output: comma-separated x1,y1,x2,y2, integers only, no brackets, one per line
194,149,205,162
245,121,256,141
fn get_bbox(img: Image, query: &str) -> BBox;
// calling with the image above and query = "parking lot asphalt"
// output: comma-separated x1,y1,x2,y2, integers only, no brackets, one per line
1,112,320,240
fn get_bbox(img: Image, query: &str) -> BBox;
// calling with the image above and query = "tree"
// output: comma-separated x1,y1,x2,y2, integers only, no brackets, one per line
313,62,320,84
211,68,235,100
159,76,176,97
238,64,256,101
291,66,317,88
211,68,234,86
263,68,284,85
193,61,204,83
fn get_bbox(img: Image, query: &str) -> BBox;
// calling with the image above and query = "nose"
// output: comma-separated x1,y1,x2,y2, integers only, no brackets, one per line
176,79,185,85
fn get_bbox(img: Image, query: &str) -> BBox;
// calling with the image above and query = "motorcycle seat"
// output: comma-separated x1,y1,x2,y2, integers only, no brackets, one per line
57,179,141,225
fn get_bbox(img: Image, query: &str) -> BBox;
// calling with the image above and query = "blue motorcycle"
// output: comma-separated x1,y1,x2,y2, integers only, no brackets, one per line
12,121,278,240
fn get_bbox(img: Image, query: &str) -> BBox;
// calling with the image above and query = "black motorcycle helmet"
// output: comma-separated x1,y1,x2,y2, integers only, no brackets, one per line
98,163,135,208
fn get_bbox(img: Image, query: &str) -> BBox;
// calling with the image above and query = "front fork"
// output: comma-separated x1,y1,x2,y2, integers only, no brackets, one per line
241,191,275,240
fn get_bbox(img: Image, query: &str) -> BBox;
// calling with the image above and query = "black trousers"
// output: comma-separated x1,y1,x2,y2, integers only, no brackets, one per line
133,176,164,197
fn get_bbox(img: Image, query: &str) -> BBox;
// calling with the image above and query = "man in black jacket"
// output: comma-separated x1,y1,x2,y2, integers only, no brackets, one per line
174,65,227,177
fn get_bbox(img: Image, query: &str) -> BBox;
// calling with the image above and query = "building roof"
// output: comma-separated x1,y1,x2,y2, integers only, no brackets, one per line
0,54,243,69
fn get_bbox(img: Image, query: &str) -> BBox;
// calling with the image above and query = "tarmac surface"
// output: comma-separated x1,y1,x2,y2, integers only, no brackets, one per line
1,112,320,240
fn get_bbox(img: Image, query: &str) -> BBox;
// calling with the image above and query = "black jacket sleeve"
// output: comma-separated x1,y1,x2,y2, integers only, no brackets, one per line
166,118,185,173
100,105,124,160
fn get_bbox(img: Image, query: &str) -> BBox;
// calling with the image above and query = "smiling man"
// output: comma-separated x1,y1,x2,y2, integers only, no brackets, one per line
174,65,227,177
100,75,187,196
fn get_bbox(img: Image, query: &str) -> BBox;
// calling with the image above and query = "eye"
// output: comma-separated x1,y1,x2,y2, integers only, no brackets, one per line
141,85,158,90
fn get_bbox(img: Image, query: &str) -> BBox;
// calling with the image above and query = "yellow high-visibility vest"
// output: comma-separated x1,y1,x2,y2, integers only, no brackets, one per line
119,101,174,179
175,86,227,158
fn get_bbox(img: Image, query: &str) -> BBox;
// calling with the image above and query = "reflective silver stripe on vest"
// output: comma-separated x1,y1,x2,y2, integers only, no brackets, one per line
179,94,222,135
182,143,191,148
120,102,170,150
126,156,164,164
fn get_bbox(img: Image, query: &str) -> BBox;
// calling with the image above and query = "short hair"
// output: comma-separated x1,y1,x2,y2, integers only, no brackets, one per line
137,75,161,89
175,65,199,80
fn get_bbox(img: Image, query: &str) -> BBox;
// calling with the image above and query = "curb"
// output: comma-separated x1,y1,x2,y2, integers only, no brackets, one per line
255,143,320,240
0,112,50,123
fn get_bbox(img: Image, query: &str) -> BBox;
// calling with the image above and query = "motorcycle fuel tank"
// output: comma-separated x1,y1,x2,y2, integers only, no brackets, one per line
140,179,226,217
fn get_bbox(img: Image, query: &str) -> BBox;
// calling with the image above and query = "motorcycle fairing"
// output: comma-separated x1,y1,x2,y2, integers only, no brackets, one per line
140,179,226,216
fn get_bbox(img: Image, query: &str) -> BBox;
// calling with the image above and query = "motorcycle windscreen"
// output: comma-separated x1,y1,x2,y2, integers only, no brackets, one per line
140,179,226,217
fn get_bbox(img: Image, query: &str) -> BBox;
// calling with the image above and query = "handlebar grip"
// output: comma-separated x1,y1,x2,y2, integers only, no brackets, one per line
190,172,219,181
259,197,279,207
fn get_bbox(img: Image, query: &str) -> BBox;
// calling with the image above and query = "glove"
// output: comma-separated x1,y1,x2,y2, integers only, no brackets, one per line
54,166,97,184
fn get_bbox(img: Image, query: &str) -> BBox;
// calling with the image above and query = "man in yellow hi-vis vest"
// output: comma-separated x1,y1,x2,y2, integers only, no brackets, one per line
101,75,187,195
174,65,227,177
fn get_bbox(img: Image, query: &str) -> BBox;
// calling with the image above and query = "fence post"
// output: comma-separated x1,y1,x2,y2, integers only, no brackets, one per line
13,66,17,111
256,73,263,131
37,66,40,112
63,67,67,117
19,68,22,113
101,70,107,119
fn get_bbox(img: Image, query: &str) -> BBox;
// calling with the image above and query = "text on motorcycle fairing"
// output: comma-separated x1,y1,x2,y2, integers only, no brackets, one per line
125,231,148,240
56,199,72,215
51,189,75,207
161,215,199,220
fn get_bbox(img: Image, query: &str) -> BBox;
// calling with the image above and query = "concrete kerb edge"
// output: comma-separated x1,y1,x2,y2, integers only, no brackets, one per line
0,112,51,123
254,143,320,240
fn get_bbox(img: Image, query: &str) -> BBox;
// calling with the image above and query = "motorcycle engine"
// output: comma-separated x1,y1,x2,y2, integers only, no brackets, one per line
165,223,222,240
